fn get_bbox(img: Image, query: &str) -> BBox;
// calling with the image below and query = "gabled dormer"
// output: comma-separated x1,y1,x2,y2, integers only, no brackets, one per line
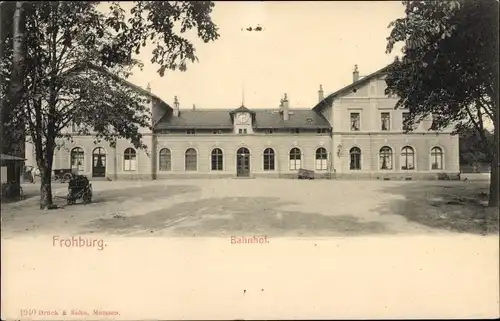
230,105,256,134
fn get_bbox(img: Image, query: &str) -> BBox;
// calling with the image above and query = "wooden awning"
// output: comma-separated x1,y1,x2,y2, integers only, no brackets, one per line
0,154,26,162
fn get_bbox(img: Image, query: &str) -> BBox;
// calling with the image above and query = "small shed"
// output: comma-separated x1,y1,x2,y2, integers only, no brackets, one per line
1,153,25,184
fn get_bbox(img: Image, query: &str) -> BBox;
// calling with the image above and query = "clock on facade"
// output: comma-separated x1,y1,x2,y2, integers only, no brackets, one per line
238,113,249,124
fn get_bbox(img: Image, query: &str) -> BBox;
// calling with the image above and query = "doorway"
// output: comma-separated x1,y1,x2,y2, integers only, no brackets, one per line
92,147,106,177
236,147,250,177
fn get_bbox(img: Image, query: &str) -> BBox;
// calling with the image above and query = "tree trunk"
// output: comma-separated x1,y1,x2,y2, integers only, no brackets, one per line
39,163,54,210
0,1,5,156
488,107,499,207
3,1,26,197
10,0,25,131
38,144,55,209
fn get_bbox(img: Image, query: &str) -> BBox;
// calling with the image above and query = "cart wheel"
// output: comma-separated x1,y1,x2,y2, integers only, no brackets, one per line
63,173,72,182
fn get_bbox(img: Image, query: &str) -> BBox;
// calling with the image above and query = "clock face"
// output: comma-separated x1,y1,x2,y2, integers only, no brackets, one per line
238,114,249,124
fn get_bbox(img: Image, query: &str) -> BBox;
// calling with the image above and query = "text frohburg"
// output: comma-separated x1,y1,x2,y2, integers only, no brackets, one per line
52,236,106,250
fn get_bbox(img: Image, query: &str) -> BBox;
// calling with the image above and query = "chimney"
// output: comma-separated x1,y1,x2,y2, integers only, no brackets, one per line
192,104,196,111
173,96,180,117
353,64,359,83
146,82,151,92
318,84,324,102
282,93,289,121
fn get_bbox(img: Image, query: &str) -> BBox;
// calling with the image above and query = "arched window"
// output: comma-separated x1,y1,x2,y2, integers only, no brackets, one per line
401,146,415,170
263,148,275,171
71,147,85,171
289,148,301,170
315,147,328,170
123,148,137,171
211,148,223,171
350,147,361,170
185,148,197,171
379,146,393,170
159,148,171,171
431,147,443,170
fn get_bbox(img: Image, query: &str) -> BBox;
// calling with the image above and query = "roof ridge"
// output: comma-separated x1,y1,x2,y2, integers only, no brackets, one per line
312,63,392,110
179,107,316,111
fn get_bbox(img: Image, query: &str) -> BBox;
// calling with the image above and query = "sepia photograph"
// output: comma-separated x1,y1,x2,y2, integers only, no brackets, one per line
1,0,499,319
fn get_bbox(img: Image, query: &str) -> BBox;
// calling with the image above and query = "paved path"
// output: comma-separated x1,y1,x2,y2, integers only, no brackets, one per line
2,179,486,238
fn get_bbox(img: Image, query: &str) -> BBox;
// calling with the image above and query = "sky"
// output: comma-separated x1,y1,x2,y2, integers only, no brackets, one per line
126,1,405,110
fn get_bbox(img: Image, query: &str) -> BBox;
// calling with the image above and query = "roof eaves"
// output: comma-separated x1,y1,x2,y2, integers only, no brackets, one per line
84,63,169,106
312,64,391,111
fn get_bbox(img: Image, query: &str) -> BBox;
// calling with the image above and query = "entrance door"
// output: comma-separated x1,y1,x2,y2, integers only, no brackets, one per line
92,147,106,177
236,147,250,177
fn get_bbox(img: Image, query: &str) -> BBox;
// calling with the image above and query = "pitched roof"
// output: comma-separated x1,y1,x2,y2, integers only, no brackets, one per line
71,63,170,106
253,109,330,129
230,105,256,115
155,110,234,129
312,64,391,111
154,108,331,130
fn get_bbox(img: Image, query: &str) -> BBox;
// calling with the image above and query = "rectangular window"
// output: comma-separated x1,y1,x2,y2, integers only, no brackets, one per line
124,158,137,171
315,159,327,170
379,154,392,170
159,158,171,171
350,153,361,170
430,114,438,130
402,112,411,131
350,113,360,131
381,112,390,131
289,159,301,170
185,156,197,171
238,128,247,134
159,151,171,171
263,154,275,170
71,154,85,171
211,155,223,170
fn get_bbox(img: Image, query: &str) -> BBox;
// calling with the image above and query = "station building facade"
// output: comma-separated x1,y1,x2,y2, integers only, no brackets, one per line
25,65,460,180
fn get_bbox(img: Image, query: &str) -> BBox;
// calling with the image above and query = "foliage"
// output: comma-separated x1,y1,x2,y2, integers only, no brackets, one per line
0,1,219,208
384,0,497,135
459,126,494,165
384,0,499,206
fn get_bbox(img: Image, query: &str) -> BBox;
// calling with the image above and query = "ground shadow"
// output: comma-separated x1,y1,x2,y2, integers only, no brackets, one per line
90,184,199,204
1,185,200,234
372,181,499,235
34,184,199,207
1,183,45,204
81,197,393,237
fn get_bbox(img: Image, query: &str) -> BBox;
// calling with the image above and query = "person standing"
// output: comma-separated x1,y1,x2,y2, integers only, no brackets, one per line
24,165,35,184
32,166,40,183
